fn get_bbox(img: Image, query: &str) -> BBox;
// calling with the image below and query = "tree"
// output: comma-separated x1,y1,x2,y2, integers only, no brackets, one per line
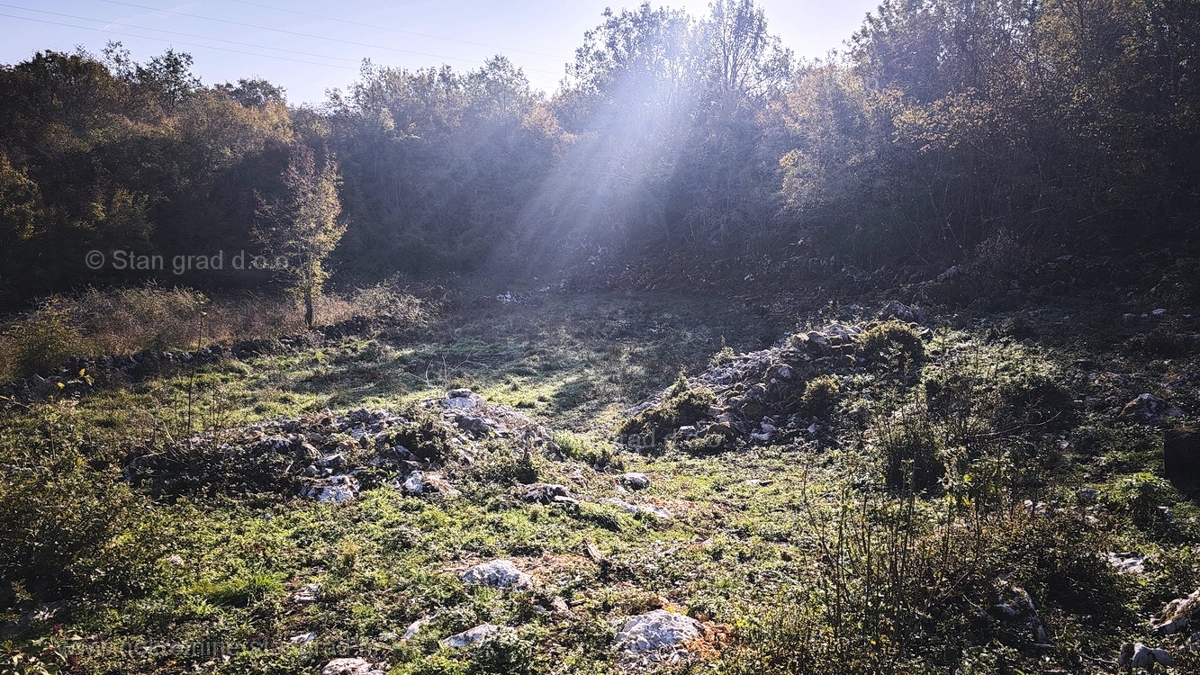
255,144,346,327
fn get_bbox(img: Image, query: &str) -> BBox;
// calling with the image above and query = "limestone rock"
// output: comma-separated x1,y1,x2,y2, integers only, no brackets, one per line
458,559,534,589
620,473,651,490
1118,642,1176,670
402,470,460,498
441,623,500,648
1153,588,1200,635
614,609,703,654
321,657,384,675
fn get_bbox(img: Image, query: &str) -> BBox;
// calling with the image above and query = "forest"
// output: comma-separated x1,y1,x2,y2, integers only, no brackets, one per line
2,0,1197,306
2,1,1200,674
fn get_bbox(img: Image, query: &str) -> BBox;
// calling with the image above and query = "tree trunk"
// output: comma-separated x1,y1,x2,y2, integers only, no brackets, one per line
304,288,314,328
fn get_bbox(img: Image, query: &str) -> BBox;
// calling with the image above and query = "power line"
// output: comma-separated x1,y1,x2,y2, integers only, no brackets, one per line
0,4,361,65
0,12,358,70
224,0,569,60
93,0,561,75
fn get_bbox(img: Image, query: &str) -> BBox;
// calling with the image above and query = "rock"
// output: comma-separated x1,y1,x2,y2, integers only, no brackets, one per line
445,389,483,410
402,471,460,498
1164,427,1200,484
441,623,501,648
621,473,651,490
1077,488,1101,503
988,587,1050,648
1118,642,1176,670
292,582,321,603
601,498,672,520
550,597,570,614
401,616,432,641
459,559,534,589
880,300,927,324
166,555,185,566
288,632,316,645
614,609,703,654
1153,308,1168,317
1153,588,1200,635
302,474,359,503
1120,393,1182,422
321,658,384,675
1106,551,1149,575
522,483,572,504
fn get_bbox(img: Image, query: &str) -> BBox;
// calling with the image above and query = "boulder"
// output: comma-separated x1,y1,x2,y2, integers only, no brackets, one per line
441,623,500,648
402,471,460,498
292,582,321,604
1153,588,1200,635
1120,394,1182,422
1118,643,1175,670
602,498,672,520
614,609,703,654
621,473,651,490
458,559,534,589
1164,427,1200,484
522,483,572,504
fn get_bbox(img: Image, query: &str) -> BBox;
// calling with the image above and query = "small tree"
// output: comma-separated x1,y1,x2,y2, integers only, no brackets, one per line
256,144,346,328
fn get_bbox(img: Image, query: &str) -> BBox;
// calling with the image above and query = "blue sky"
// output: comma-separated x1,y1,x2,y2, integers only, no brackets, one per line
0,0,881,104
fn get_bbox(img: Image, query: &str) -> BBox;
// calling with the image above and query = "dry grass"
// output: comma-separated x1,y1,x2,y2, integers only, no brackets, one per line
0,281,431,380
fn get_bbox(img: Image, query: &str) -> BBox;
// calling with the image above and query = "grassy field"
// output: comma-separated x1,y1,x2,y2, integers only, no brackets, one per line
1,287,1198,674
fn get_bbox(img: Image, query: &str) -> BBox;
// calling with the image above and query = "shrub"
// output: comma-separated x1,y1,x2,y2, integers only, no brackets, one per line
0,408,164,608
877,411,943,493
618,373,715,442
802,375,840,418
5,302,81,379
856,320,925,366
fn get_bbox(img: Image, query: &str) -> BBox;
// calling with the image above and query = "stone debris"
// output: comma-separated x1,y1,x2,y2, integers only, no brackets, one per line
614,609,703,655
1153,588,1200,635
1106,551,1149,575
402,471,461,498
458,559,534,590
601,498,672,520
302,474,359,503
1118,642,1176,670
521,483,572,504
441,624,501,648
321,657,385,675
292,583,321,604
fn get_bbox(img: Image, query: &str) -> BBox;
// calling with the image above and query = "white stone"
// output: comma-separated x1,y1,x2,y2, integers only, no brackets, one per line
441,623,500,648
614,610,703,654
458,559,534,589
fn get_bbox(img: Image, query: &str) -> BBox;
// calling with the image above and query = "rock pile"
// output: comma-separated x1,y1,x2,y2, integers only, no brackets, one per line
123,390,548,500
623,312,929,450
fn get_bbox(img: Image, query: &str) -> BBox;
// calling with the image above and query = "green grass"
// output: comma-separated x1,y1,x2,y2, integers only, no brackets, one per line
1,289,1198,674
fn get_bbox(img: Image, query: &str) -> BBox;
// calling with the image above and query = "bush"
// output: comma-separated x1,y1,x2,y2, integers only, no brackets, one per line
802,375,840,418
0,407,164,608
877,411,943,493
618,373,715,442
5,302,81,379
856,320,925,366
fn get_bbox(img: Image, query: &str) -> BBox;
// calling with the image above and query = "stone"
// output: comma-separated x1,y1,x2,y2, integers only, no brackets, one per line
441,624,500,648
1106,551,1148,575
458,559,534,589
601,498,672,520
621,473,651,490
288,632,316,645
522,483,571,504
1153,588,1200,635
292,582,321,603
401,616,432,641
988,587,1050,647
1118,643,1175,669
1164,428,1200,484
614,609,703,654
1120,393,1182,422
402,471,460,498
321,658,383,675
302,475,359,503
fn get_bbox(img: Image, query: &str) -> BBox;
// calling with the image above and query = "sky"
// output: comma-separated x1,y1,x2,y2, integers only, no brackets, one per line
0,0,881,105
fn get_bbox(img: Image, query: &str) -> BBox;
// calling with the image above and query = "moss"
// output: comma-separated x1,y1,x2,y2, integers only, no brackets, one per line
856,320,926,364
618,379,716,442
